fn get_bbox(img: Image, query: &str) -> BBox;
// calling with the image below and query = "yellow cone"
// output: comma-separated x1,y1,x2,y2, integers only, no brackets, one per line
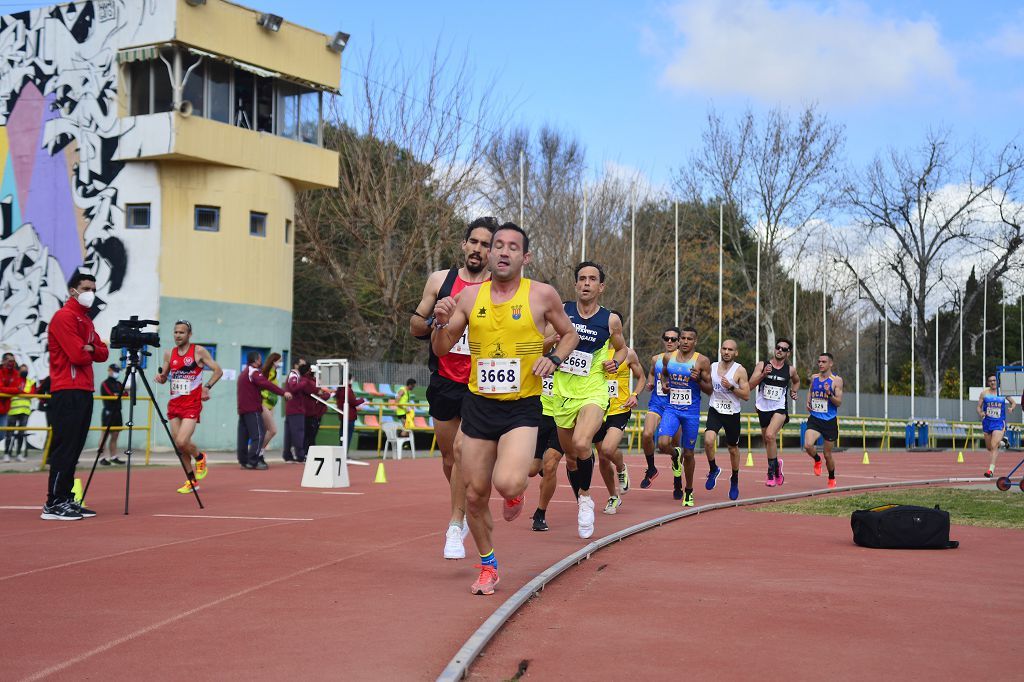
72,478,83,502
745,452,754,467
957,451,964,463
862,452,870,465
374,462,387,484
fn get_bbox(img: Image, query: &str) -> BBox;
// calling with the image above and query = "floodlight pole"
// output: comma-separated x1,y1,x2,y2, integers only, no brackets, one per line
674,202,679,328
792,278,798,412
629,190,635,348
982,275,987,384
883,315,889,422
935,309,939,419
519,150,525,227
755,233,761,361
581,186,587,261
910,315,915,421
959,288,964,422
718,202,723,360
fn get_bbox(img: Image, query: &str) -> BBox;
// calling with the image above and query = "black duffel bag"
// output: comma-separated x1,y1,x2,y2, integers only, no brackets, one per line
851,504,959,549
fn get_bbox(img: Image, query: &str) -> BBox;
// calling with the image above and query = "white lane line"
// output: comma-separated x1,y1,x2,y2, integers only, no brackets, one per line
153,514,313,521
321,492,364,495
250,488,291,493
0,505,40,510
249,488,364,496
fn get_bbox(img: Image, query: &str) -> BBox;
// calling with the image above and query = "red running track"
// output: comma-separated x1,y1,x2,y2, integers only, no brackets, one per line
0,448,1018,680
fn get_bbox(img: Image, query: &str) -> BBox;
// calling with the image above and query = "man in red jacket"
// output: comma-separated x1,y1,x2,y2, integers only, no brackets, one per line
283,363,318,463
238,351,290,469
42,272,109,521
0,352,26,433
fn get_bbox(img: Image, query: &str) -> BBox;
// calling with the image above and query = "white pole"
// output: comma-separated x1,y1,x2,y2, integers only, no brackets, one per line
718,202,723,359
1020,293,1023,365
1002,298,1006,366
959,289,964,421
910,315,915,420
755,233,761,361
581,186,587,261
855,297,860,417
792,278,798,412
935,309,939,419
629,191,635,349
674,202,679,328
822,289,827,352
519,150,524,227
983,276,987,383
884,315,889,422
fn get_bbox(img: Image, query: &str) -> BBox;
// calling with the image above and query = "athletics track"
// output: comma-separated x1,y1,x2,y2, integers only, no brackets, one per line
1,449,1021,681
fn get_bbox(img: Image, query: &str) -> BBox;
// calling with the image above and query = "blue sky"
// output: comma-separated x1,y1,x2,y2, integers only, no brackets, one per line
13,0,1023,186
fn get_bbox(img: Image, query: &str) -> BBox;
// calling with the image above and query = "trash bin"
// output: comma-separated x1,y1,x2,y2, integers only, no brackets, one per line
917,421,929,448
905,423,916,449
1009,428,1022,449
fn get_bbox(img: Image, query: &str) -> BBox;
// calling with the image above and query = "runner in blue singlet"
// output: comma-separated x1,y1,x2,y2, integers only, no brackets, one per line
978,373,1018,478
803,352,844,489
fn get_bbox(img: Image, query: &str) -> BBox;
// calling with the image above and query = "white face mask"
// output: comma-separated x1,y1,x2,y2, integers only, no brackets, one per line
75,290,96,308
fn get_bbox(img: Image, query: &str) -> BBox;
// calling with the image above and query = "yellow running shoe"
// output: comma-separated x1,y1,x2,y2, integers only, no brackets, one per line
195,452,208,481
177,480,200,494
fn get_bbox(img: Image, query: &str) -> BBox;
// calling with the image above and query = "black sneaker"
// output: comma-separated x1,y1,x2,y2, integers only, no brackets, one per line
241,462,255,469
111,456,127,465
673,487,683,501
69,500,97,518
41,500,83,521
640,468,659,489
532,516,549,532
253,460,269,470
99,458,112,466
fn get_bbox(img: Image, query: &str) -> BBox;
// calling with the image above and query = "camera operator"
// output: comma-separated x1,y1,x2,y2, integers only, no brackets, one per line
239,351,291,469
154,320,223,494
42,272,108,521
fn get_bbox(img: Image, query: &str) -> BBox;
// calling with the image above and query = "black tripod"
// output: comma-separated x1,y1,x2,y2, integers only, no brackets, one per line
82,346,203,514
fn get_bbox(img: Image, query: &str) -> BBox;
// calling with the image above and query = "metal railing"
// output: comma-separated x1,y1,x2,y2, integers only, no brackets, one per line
0,393,154,470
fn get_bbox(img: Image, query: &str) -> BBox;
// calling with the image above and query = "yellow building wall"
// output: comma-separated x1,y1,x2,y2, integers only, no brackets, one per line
158,163,295,311
172,0,341,91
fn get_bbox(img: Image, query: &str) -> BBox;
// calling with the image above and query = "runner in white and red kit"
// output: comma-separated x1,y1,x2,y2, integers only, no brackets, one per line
154,321,222,494
411,216,496,560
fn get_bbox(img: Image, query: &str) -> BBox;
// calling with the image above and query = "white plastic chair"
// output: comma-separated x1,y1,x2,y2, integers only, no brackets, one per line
381,421,415,460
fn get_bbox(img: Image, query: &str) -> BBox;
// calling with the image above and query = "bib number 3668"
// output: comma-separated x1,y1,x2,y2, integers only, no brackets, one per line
477,358,520,394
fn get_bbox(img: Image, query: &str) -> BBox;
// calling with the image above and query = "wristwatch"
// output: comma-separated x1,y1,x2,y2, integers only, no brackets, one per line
424,314,436,329
545,352,562,366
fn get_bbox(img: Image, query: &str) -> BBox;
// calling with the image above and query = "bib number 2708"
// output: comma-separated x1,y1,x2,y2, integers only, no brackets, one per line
477,358,520,394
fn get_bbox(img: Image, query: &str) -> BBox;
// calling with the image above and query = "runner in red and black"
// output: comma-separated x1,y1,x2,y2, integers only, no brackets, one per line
411,216,497,560
154,321,222,494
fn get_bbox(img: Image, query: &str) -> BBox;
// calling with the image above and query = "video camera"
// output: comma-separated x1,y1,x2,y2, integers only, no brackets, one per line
110,316,161,350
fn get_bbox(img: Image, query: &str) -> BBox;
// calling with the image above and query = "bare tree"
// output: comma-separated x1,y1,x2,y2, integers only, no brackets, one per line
678,105,846,361
837,130,1024,395
293,39,505,360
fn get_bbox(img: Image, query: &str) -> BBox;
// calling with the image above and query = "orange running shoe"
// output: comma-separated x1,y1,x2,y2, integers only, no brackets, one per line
470,565,500,595
503,493,525,522
195,452,208,481
177,480,200,494
813,458,822,476
827,478,837,489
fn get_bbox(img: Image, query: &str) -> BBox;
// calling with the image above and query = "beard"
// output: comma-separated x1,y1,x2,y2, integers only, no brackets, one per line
465,257,485,274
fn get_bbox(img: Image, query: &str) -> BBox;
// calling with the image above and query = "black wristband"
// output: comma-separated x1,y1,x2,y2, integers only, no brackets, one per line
545,352,562,366
425,315,435,329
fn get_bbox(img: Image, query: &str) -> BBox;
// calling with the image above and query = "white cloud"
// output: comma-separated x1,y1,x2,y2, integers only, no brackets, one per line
658,0,960,106
986,15,1024,58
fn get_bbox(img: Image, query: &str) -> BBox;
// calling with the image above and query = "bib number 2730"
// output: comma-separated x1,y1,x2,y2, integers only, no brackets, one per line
477,358,520,394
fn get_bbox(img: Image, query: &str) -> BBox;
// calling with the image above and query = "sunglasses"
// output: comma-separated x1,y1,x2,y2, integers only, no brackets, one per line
175,319,192,332
662,336,679,342
775,345,791,352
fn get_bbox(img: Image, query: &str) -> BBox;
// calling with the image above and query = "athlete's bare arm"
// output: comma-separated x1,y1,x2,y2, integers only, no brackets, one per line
534,283,579,377
731,365,751,401
748,360,767,389
196,345,223,400
603,313,628,372
154,350,171,384
829,375,844,408
697,355,713,394
976,390,988,419
430,291,469,358
789,366,800,400
647,355,660,391
410,270,446,338
625,348,646,409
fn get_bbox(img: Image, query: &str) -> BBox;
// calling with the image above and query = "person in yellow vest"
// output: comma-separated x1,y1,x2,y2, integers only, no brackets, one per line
5,364,34,462
395,378,417,434
432,222,579,596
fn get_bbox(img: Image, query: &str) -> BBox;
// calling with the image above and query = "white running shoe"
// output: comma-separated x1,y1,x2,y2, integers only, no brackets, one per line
603,496,621,515
443,524,466,560
16,453,27,462
2,454,10,463
577,495,595,539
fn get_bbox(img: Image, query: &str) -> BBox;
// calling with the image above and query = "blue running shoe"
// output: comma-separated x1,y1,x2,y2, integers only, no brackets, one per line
705,466,721,491
640,468,659,489
729,478,739,501
673,484,683,501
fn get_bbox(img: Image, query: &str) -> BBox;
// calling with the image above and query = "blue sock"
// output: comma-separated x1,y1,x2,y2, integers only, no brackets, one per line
479,550,497,569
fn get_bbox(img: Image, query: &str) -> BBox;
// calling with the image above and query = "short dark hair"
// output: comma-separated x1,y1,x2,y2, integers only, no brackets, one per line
819,352,834,361
611,309,625,327
987,373,997,381
68,271,95,289
465,216,499,240
108,363,120,371
406,378,417,387
1,353,12,360
681,326,698,336
776,337,792,349
574,261,606,283
298,363,312,376
247,351,262,365
663,326,681,336
495,221,529,252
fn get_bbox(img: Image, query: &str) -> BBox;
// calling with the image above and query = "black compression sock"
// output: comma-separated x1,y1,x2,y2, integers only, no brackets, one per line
768,458,777,476
533,508,545,520
731,470,739,482
567,468,581,499
813,454,822,462
684,488,693,495
576,456,595,492
828,469,835,479
645,452,656,470
708,458,718,472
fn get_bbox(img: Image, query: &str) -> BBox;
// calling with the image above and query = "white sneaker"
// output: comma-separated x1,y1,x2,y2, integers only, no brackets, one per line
443,524,466,560
603,496,621,515
2,454,10,463
16,453,27,462
577,495,595,539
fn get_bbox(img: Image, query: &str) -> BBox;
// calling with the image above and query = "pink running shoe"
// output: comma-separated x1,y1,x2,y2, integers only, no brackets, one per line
470,565,500,595
775,458,785,486
503,493,525,522
765,474,777,488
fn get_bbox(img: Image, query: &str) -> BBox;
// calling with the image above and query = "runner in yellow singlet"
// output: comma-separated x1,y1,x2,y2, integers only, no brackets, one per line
432,222,579,597
595,330,646,515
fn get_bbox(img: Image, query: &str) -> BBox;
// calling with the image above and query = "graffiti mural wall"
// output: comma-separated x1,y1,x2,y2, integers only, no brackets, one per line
0,0,168,378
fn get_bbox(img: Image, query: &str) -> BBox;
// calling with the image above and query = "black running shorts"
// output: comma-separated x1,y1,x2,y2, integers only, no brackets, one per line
805,415,839,443
101,409,123,428
704,407,741,446
426,373,469,422
757,408,789,430
535,414,563,459
592,410,632,445
460,392,541,442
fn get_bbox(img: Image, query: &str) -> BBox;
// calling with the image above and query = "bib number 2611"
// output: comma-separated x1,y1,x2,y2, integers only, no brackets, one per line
477,358,520,394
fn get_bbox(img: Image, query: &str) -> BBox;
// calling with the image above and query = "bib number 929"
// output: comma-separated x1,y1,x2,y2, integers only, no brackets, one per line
476,358,520,394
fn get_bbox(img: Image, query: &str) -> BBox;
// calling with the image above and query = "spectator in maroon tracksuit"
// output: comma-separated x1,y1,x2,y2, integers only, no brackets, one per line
283,363,317,462
303,385,332,454
42,272,109,520
0,352,25,432
336,380,365,447
238,351,291,469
